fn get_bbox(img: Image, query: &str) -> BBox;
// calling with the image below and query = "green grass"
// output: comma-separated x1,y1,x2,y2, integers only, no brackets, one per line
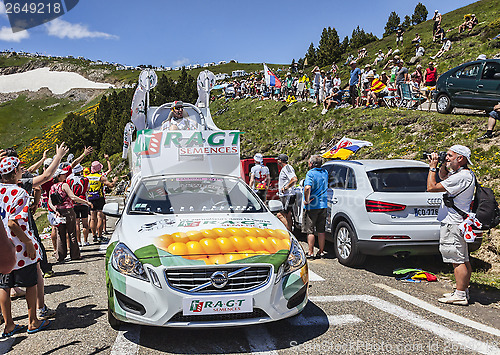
0,95,86,150
35,209,50,233
210,98,500,187
315,0,500,91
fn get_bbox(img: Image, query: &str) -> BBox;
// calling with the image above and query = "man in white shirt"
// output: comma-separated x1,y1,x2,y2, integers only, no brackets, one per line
249,153,270,202
161,101,198,130
427,145,475,305
276,154,297,231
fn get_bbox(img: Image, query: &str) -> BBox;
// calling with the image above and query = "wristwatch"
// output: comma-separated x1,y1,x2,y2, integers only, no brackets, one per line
430,167,437,172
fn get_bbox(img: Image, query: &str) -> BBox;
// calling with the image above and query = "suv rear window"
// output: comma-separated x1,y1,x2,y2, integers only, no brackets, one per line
367,168,429,192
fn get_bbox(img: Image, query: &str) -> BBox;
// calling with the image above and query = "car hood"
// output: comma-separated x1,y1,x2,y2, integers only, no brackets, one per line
113,213,290,268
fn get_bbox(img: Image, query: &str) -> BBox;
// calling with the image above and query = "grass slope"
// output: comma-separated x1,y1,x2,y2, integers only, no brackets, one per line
330,0,500,86
211,98,500,188
0,95,86,150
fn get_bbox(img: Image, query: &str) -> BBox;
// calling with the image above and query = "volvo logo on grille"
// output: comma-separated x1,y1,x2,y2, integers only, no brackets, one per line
210,271,228,289
427,198,442,206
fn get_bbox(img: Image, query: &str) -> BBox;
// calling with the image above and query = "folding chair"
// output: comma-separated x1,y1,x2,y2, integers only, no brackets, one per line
383,87,399,108
398,83,426,109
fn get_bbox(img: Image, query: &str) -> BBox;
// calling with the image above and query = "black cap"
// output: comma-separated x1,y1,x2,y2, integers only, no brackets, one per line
277,154,288,162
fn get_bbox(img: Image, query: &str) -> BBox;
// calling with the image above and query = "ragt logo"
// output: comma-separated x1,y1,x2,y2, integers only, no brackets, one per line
190,300,204,313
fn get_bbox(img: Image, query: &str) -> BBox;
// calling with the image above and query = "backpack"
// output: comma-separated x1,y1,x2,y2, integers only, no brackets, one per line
444,174,500,230
471,182,500,230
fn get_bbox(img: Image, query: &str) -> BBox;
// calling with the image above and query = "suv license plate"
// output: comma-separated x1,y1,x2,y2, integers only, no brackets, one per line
414,208,438,217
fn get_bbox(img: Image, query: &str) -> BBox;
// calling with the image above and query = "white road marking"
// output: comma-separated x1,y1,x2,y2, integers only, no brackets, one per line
110,324,141,355
245,326,279,355
0,337,16,354
310,295,500,355
289,314,362,327
374,283,500,338
308,270,325,282
99,243,108,254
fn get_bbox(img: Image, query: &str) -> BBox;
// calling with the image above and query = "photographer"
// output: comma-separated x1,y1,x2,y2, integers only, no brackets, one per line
427,145,475,306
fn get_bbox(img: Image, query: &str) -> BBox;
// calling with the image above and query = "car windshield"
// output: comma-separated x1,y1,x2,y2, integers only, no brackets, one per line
367,168,429,192
128,175,265,214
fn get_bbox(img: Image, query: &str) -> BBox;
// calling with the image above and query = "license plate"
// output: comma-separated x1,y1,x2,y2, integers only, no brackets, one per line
182,295,252,316
414,208,439,217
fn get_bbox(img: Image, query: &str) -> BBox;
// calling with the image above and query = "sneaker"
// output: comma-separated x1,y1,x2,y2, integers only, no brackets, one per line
321,108,328,115
443,289,470,301
438,292,468,306
92,235,98,243
84,242,90,246
306,253,315,260
43,270,54,278
477,132,493,141
37,306,56,320
316,251,327,259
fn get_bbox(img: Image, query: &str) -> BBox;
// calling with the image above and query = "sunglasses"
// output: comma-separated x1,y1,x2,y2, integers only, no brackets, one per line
173,107,183,111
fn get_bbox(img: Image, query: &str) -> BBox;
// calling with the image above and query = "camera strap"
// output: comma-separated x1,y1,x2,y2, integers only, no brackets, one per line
444,170,475,220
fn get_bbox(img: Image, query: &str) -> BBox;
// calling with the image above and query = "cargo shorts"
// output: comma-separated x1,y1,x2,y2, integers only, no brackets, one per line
439,223,469,264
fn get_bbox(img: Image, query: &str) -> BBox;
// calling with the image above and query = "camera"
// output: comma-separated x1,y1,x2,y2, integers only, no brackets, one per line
423,151,446,165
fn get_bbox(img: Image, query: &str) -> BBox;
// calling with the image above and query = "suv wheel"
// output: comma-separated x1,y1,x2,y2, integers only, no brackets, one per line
436,94,453,114
334,221,366,266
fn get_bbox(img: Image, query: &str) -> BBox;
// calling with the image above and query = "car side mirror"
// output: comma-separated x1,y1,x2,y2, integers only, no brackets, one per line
268,200,283,213
103,203,121,218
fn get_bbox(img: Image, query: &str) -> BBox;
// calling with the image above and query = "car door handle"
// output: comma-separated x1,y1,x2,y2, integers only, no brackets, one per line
332,197,338,203
448,83,454,86
477,85,484,88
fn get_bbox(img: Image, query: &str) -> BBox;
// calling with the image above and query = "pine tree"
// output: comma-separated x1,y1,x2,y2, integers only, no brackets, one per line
316,27,341,67
384,12,401,37
305,42,316,67
402,15,412,31
349,26,378,49
412,2,428,25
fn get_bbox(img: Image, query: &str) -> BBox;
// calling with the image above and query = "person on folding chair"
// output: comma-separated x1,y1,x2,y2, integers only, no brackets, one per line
366,74,389,108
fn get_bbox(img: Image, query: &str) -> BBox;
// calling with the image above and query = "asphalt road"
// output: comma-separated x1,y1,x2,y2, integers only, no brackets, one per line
1,196,499,355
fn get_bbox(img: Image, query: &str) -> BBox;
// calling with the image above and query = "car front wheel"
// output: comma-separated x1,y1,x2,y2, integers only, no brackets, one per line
334,221,366,266
436,94,453,114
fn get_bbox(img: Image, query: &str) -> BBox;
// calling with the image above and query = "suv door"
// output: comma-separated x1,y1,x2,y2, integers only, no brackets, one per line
325,164,356,233
478,61,500,109
447,62,482,107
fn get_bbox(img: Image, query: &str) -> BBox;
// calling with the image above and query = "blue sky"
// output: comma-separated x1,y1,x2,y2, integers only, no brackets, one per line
0,0,477,67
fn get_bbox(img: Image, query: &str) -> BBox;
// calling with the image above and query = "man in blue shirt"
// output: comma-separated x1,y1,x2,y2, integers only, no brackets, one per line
302,155,328,259
349,61,361,108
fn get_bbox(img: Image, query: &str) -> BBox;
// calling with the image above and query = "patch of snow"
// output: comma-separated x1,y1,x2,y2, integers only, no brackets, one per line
0,67,114,94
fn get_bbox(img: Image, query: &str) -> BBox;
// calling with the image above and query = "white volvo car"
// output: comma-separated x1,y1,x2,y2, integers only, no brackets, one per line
104,85,308,328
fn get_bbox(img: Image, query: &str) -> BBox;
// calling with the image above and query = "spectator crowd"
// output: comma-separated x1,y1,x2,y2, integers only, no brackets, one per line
0,143,118,337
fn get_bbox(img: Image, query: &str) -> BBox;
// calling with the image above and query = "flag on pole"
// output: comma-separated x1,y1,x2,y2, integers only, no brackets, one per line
263,63,281,88
322,137,373,159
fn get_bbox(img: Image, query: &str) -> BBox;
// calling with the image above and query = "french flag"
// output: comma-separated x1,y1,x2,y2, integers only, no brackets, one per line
264,63,281,88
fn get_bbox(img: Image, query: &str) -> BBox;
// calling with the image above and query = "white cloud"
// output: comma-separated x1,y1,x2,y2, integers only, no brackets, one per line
0,26,29,42
172,58,189,67
45,18,118,39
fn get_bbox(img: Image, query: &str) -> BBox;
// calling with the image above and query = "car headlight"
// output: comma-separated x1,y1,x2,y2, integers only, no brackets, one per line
283,235,306,276
111,243,148,281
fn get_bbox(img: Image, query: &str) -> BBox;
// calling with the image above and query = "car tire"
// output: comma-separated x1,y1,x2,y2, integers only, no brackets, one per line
436,94,453,114
108,308,123,330
334,221,366,267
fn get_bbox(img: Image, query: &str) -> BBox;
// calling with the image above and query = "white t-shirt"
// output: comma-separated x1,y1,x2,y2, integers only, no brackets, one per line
250,164,270,190
437,169,475,224
333,77,341,89
161,117,198,131
278,164,296,197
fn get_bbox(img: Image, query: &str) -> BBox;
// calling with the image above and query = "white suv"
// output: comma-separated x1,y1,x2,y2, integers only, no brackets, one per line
292,159,482,266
